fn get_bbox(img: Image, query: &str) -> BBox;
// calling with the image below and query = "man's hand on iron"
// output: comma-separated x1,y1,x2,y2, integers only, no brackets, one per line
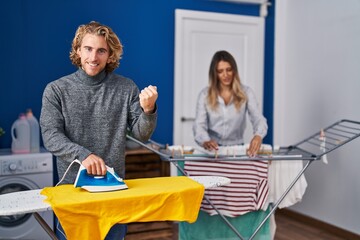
82,154,107,176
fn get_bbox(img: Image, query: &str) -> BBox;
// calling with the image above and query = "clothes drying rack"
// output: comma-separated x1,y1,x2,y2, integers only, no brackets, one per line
127,119,360,240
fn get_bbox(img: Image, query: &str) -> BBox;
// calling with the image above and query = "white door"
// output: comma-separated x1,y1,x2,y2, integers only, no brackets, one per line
173,9,265,150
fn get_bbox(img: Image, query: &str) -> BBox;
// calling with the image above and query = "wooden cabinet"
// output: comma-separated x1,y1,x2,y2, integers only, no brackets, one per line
125,148,170,179
124,147,175,240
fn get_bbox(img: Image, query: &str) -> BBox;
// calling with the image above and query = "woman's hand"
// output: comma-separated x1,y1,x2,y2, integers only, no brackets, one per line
203,140,219,151
247,135,262,157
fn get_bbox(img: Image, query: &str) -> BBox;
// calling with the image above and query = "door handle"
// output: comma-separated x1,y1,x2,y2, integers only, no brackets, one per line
181,117,195,122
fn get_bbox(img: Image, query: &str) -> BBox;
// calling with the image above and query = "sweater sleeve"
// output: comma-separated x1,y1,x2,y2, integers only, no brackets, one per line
40,82,91,162
127,83,157,142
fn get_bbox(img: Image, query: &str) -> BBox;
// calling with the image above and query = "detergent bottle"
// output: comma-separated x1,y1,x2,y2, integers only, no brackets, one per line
26,109,40,153
11,113,31,153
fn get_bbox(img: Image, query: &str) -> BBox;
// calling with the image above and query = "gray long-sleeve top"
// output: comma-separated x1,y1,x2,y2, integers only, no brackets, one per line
40,68,157,183
193,85,267,146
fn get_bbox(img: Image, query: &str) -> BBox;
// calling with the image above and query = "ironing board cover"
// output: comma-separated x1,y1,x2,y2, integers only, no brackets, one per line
41,176,204,240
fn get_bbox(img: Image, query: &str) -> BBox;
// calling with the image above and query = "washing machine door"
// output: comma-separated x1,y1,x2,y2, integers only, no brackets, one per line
0,183,33,227
0,177,40,236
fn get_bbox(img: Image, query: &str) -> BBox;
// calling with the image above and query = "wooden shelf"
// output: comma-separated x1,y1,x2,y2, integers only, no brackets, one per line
125,147,173,240
125,222,175,240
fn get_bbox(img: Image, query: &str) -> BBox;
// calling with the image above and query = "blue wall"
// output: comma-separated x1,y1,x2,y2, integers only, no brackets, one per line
0,0,274,148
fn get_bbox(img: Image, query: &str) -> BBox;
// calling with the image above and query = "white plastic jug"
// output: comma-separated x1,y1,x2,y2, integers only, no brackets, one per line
26,109,40,153
11,113,31,154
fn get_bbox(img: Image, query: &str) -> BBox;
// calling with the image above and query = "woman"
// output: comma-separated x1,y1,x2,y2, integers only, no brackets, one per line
180,50,271,240
193,50,267,156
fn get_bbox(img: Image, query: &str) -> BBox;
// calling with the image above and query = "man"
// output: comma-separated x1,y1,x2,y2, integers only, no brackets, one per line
40,21,158,240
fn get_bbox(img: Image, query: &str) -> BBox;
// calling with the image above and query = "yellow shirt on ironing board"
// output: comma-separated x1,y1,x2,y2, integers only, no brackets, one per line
41,176,204,240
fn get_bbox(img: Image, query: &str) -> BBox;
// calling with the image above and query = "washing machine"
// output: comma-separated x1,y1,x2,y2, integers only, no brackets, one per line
0,149,54,240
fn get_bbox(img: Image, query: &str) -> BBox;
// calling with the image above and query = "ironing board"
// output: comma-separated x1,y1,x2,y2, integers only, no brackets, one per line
0,176,231,240
127,119,360,240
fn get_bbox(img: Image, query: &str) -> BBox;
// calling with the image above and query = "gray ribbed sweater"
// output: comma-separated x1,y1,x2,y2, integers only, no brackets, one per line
40,68,157,184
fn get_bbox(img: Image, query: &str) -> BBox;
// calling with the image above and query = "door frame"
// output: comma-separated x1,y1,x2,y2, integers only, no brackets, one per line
173,9,265,147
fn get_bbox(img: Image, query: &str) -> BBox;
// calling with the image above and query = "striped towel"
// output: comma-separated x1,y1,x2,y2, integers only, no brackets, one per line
184,160,269,217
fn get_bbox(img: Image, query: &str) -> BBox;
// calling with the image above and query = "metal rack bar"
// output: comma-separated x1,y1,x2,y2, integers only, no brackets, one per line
126,119,360,240
169,152,246,239
203,194,246,240
33,212,58,240
249,160,313,240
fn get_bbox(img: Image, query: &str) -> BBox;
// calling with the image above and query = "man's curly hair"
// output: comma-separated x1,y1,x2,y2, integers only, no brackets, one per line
69,21,123,73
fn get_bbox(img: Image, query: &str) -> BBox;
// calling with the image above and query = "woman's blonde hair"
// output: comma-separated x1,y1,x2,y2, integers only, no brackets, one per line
207,50,247,111
69,21,123,73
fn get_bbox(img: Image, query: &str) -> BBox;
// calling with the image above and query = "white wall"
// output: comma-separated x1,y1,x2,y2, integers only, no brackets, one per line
274,0,360,235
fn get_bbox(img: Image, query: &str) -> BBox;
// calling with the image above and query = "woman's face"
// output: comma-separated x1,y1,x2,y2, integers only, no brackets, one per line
216,60,234,88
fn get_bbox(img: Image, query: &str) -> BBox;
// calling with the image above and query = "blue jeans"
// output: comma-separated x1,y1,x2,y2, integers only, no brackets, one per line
56,217,127,240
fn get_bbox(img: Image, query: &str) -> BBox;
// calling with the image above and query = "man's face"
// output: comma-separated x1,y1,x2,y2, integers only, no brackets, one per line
77,33,110,76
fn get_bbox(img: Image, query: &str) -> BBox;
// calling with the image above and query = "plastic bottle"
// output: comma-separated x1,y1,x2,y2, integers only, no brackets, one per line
26,109,40,153
11,113,31,153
